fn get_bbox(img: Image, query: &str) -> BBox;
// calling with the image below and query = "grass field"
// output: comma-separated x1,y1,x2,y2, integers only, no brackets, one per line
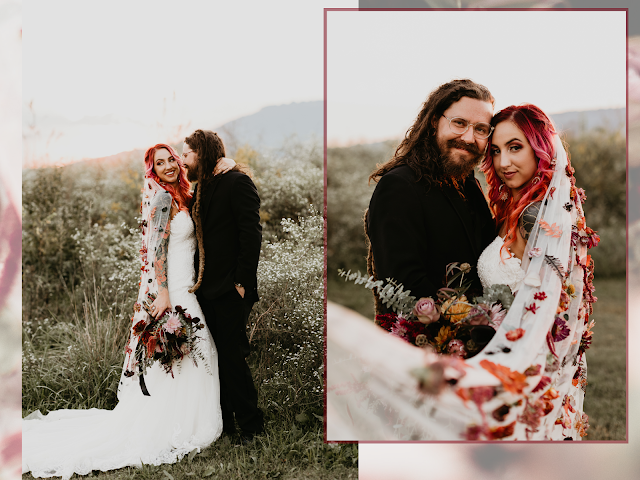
328,275,627,441
22,426,356,480
581,276,627,441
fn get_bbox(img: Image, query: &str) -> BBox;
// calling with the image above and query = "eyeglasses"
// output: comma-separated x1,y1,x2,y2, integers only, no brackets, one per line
442,115,494,140
182,150,193,159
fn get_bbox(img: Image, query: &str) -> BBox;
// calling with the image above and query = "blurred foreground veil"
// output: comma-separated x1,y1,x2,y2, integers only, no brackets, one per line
327,136,594,442
0,0,23,477
327,302,476,440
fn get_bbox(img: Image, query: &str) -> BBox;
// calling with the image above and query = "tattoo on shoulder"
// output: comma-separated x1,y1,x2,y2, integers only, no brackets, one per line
518,201,541,241
156,192,172,208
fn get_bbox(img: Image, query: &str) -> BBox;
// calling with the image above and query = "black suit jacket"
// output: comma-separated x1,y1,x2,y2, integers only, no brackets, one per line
366,165,495,305
192,170,262,303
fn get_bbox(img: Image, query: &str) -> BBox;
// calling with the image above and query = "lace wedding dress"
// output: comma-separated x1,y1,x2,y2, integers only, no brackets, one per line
477,235,526,294
23,211,223,479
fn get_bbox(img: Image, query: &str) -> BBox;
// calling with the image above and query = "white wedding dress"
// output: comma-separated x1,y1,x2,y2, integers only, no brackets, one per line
23,211,223,479
477,235,526,294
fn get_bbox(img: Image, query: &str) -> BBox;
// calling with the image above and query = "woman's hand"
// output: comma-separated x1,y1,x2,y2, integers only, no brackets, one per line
150,289,172,319
214,157,236,175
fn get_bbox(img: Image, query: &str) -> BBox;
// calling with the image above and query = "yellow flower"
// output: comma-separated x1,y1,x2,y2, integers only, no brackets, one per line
563,282,576,298
435,326,452,345
441,295,472,323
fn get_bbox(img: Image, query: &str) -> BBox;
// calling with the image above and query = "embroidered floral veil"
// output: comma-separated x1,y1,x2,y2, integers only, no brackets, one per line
327,134,597,441
118,177,172,395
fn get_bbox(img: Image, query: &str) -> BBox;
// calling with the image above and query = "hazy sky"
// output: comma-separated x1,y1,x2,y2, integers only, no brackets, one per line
327,10,627,146
23,0,356,164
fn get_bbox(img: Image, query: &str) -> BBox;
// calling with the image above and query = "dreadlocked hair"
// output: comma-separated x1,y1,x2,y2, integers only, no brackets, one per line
185,130,226,293
364,209,384,316
369,79,494,187
480,104,559,259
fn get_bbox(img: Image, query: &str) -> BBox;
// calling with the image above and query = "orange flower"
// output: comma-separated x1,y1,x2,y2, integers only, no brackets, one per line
479,359,529,394
505,328,525,341
539,219,562,238
489,421,516,440
455,387,471,404
540,387,560,401
435,326,452,345
441,295,472,323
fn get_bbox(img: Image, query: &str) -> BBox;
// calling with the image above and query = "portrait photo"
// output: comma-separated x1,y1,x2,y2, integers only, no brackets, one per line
326,8,626,442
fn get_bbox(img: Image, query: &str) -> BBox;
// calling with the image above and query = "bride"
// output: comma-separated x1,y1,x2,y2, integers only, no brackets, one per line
327,104,598,441
23,144,235,479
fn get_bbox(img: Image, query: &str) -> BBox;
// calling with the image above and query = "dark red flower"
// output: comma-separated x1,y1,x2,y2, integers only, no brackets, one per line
375,313,398,332
532,376,551,393
133,320,146,334
524,303,538,314
464,425,483,441
551,317,570,342
533,292,547,301
396,317,429,343
146,336,157,357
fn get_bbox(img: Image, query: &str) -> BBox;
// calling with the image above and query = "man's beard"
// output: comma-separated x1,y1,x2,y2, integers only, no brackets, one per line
438,138,485,181
186,163,199,182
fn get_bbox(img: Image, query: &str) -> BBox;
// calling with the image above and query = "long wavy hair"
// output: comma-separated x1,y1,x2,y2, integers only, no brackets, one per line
369,79,494,186
480,104,557,256
143,143,192,210
184,130,229,293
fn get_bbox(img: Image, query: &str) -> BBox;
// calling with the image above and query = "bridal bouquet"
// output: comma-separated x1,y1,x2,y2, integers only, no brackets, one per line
338,263,514,359
126,292,208,378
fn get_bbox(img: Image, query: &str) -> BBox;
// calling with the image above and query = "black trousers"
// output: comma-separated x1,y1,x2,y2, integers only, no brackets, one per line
198,289,264,435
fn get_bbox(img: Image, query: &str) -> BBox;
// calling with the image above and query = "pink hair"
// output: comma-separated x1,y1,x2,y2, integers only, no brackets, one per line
480,104,557,256
143,143,192,211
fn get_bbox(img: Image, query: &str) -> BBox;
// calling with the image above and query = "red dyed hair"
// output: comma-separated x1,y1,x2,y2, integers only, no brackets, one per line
143,143,192,210
480,104,557,256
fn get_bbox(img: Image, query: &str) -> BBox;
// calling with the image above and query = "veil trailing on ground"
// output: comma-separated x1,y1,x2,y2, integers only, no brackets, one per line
327,135,597,441
119,178,172,394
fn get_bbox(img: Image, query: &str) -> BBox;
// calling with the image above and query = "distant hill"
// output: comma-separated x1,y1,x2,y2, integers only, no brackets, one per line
24,102,624,167
214,101,323,150
550,108,625,135
215,104,624,151
332,107,626,151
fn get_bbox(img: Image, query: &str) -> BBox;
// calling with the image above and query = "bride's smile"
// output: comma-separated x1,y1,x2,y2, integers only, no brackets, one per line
153,148,180,184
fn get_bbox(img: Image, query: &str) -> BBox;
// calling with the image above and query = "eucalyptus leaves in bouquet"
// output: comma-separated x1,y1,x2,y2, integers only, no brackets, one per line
338,262,514,359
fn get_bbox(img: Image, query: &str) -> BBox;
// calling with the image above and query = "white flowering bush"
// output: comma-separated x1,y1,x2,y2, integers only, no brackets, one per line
71,222,141,322
249,211,324,417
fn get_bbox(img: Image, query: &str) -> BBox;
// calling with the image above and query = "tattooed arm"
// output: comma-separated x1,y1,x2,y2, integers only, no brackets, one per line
518,201,542,242
150,193,173,319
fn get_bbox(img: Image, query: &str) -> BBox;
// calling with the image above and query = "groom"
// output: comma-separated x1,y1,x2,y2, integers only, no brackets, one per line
182,129,264,443
367,79,497,309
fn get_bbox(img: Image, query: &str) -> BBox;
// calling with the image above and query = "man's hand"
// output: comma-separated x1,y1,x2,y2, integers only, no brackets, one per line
214,157,236,175
235,284,245,299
